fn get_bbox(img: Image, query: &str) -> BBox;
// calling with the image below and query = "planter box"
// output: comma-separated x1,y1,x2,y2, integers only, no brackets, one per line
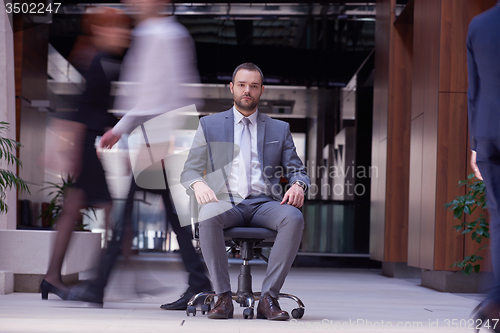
382,262,422,279
421,269,494,293
0,230,101,292
0,270,13,294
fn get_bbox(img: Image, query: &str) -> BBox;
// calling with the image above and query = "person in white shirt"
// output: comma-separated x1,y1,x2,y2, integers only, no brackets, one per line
73,0,212,309
100,0,199,147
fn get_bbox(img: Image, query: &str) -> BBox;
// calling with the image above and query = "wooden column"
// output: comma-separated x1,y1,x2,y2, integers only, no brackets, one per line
407,0,496,273
372,0,495,281
370,0,413,268
407,0,441,270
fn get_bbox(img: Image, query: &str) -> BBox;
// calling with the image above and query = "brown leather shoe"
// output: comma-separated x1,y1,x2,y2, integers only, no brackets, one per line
257,293,290,321
207,294,233,319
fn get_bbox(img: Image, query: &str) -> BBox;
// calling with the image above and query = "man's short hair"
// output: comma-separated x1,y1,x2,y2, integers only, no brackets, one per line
232,63,264,85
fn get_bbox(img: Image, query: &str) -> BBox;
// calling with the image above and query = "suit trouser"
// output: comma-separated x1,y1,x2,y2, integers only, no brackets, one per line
91,177,211,292
476,138,500,303
198,194,304,298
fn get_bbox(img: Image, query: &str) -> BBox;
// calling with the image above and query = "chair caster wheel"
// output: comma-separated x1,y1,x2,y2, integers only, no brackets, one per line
201,304,211,315
243,308,254,319
186,305,197,316
292,308,304,319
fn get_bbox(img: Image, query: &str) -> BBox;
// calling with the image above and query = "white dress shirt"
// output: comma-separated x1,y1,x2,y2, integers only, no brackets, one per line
225,107,269,197
112,16,199,137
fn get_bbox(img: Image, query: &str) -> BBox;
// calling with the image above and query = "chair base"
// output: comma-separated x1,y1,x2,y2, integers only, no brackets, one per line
184,228,304,319
186,291,305,319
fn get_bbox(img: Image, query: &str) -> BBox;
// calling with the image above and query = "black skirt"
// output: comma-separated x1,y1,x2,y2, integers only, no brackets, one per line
74,132,112,207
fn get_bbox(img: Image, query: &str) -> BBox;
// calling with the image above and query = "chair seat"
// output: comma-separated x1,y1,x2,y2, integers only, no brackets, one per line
223,227,277,240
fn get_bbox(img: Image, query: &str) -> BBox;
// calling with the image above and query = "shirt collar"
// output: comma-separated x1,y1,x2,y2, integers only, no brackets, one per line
233,106,258,126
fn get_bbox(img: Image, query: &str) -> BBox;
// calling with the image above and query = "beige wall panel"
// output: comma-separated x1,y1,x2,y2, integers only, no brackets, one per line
408,114,423,267
370,0,394,260
370,138,387,261
409,0,441,269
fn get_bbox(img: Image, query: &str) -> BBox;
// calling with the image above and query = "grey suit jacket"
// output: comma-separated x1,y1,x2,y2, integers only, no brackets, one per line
180,109,310,200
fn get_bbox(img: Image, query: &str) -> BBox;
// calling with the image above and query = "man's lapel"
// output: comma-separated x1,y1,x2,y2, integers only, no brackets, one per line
257,112,266,168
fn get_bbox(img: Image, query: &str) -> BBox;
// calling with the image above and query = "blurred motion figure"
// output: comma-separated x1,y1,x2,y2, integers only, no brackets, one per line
100,0,200,147
41,7,130,300
468,2,500,331
70,0,211,308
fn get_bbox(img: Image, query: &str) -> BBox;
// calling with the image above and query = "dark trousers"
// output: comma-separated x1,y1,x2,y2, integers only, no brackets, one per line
476,138,500,303
90,177,211,292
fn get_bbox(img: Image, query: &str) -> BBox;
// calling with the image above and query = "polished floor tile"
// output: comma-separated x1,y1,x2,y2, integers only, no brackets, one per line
0,253,485,333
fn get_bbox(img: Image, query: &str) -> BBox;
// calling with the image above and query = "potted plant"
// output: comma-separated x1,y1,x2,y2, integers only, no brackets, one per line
39,174,74,228
0,121,29,213
39,175,95,230
444,173,489,274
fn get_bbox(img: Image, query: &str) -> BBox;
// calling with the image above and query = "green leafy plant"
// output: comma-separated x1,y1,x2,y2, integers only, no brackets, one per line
0,121,30,213
39,175,75,227
444,173,489,274
39,175,95,230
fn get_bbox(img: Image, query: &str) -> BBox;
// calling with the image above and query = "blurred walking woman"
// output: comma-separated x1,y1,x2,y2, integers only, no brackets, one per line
41,7,131,300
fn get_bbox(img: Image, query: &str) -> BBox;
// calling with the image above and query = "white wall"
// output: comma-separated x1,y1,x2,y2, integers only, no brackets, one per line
0,3,17,230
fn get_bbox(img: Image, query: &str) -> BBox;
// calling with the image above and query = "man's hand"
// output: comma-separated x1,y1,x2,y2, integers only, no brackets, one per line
281,183,304,208
470,151,483,180
193,181,219,205
100,129,121,149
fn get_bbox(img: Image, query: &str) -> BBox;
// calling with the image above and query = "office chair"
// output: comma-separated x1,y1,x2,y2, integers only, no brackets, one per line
184,189,305,319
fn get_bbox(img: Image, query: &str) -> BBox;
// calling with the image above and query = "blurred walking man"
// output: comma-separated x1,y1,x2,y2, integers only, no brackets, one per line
72,0,212,309
468,2,500,331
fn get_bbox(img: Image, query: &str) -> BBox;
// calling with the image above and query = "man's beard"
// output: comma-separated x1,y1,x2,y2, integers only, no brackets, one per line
235,95,259,111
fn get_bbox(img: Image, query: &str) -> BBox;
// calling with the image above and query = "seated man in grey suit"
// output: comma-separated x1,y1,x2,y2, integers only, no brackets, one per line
181,63,310,320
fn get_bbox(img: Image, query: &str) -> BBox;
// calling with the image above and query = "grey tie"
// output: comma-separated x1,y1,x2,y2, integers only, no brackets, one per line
239,117,252,198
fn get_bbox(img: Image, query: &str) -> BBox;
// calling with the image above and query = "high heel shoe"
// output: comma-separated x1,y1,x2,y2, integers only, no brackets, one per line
40,279,69,300
471,300,500,333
